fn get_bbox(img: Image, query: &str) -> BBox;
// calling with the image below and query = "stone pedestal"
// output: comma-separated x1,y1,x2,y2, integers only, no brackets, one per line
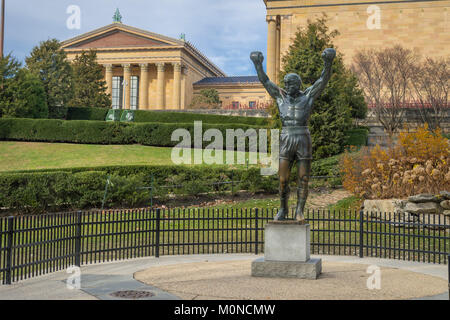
251,222,321,279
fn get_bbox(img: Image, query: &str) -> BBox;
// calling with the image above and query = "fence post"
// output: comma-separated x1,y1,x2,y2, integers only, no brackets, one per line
75,211,82,267
255,208,259,255
155,208,161,258
359,210,364,259
448,254,449,301
5,217,14,285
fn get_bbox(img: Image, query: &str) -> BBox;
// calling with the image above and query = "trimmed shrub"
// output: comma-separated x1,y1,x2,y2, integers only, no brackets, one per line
2,150,343,213
133,110,269,126
48,105,69,120
67,106,109,121
48,106,269,126
0,166,278,213
0,118,265,149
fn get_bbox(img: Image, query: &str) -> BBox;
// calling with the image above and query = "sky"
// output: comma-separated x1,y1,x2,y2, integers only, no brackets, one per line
2,0,268,76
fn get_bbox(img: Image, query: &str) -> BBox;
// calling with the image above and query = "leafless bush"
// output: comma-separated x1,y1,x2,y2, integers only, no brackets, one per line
352,46,418,136
410,57,449,132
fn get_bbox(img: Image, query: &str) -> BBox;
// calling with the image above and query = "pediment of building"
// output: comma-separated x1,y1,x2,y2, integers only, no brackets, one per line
62,23,183,49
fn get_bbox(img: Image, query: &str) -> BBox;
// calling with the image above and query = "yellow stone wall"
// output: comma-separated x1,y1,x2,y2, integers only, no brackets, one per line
193,84,269,109
265,0,450,71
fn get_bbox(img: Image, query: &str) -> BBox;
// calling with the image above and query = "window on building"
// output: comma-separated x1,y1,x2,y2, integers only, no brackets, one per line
249,101,256,109
112,76,123,109
232,101,240,109
130,76,139,110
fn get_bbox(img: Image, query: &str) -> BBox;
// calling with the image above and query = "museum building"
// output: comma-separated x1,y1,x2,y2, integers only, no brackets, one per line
62,1,449,111
61,13,267,111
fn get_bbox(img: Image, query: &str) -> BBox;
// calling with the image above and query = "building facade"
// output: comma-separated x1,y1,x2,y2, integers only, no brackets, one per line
264,0,450,84
62,22,226,110
193,76,268,110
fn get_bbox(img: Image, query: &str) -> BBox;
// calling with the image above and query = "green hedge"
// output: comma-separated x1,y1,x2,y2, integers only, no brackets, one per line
0,118,265,148
2,150,343,213
343,127,369,147
48,106,270,126
133,110,269,126
0,166,278,213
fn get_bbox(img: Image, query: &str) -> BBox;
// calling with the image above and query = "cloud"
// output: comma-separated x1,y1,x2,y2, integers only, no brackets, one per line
3,0,267,75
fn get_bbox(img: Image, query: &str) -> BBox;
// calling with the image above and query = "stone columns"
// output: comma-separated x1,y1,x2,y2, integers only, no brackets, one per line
181,66,188,109
122,64,131,109
172,62,182,109
104,64,113,97
266,16,277,83
275,19,281,84
139,63,149,110
156,62,165,109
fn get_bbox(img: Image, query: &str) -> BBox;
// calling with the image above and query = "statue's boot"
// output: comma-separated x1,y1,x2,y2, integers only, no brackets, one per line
275,187,290,221
294,187,307,223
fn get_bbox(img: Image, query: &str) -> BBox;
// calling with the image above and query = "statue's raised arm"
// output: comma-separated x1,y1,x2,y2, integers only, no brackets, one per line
250,51,283,101
304,48,336,101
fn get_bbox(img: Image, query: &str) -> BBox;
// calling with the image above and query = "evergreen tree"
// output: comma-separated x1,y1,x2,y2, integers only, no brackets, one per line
0,54,47,118
26,39,73,107
279,15,367,159
1,68,48,118
69,50,111,108
0,54,22,115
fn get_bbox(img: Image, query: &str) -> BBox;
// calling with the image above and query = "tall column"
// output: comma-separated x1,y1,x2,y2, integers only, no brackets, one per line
104,64,113,98
172,62,182,109
122,64,131,109
156,62,165,109
266,16,277,83
275,18,281,84
181,66,188,109
139,63,149,110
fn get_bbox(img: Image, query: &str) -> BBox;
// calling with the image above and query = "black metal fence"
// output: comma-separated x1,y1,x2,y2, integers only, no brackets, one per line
1,208,449,285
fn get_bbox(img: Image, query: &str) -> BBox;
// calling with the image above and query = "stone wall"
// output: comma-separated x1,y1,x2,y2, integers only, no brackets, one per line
363,192,450,227
265,0,450,68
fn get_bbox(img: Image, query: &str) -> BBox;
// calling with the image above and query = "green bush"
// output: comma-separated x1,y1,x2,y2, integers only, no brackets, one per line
0,166,278,213
48,106,269,126
2,152,343,213
134,110,269,126
343,127,369,147
0,118,265,149
67,106,109,121
311,154,341,177
48,105,69,120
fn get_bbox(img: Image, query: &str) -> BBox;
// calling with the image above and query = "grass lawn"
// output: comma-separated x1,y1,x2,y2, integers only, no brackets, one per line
0,141,258,172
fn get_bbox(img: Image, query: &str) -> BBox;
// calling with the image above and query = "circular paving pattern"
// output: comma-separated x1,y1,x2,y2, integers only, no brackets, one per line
135,259,448,300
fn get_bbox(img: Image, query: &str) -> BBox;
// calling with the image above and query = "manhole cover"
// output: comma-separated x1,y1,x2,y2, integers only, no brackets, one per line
110,290,155,299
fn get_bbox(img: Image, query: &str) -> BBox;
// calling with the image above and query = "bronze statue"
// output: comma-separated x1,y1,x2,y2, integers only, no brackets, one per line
250,48,336,222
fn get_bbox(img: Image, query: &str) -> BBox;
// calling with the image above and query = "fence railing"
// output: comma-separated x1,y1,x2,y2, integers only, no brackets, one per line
1,208,449,285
